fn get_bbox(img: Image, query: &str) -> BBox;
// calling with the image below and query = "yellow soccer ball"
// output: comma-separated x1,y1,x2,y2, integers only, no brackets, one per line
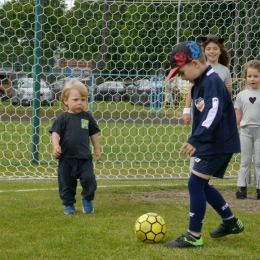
134,212,166,243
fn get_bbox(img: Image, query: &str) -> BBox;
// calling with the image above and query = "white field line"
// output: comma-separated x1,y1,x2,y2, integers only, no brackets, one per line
0,183,237,193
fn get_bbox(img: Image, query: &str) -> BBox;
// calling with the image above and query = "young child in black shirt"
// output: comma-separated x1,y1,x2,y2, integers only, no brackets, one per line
50,79,101,214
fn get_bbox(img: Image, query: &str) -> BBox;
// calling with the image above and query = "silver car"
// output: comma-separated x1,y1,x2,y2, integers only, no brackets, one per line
95,81,125,102
50,77,91,101
11,78,54,106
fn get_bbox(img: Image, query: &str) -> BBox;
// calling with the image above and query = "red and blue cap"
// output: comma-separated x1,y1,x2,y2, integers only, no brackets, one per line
166,41,203,81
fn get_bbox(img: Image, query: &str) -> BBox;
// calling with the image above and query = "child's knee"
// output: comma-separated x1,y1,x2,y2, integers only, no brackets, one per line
188,173,208,192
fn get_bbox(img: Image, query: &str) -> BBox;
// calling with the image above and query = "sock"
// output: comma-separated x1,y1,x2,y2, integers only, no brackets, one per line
189,232,201,239
188,173,209,233
204,182,233,220
223,217,237,225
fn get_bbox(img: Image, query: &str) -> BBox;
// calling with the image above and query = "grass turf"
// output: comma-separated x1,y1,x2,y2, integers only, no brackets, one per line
0,179,257,260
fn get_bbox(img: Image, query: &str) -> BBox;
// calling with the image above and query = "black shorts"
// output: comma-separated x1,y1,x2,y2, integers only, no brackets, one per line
192,153,233,178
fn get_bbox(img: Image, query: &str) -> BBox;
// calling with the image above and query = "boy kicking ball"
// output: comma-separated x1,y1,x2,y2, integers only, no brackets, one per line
164,41,244,248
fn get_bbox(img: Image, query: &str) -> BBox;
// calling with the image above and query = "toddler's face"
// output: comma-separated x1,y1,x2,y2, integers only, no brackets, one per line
246,68,260,90
64,89,87,114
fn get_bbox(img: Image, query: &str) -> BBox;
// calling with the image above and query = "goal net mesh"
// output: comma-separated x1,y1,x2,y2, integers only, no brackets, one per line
0,0,257,180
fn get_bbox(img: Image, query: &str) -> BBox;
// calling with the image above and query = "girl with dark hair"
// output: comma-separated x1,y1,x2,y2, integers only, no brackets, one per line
201,35,232,93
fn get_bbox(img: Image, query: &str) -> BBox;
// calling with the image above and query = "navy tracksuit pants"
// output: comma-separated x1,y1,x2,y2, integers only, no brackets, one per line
58,158,97,206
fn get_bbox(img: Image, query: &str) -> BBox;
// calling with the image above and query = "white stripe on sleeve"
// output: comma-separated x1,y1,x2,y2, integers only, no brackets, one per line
201,97,219,129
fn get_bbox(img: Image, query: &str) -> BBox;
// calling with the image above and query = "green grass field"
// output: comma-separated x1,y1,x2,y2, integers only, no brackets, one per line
0,103,241,180
0,179,258,260
0,118,241,180
0,100,253,259
0,107,196,180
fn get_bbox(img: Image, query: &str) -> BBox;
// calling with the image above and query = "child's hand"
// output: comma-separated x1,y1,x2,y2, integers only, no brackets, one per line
94,149,101,162
183,114,191,125
52,145,62,158
225,82,232,93
180,142,196,156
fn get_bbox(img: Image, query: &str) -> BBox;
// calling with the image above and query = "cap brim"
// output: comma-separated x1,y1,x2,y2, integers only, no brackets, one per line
166,67,179,81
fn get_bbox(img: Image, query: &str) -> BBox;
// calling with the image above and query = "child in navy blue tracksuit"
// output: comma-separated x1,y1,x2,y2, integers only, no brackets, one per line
164,41,244,248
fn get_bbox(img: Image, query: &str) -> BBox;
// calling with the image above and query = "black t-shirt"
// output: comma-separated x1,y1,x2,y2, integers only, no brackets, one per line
49,111,100,159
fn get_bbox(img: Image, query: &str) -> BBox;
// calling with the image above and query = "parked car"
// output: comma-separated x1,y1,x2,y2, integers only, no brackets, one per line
50,78,68,101
95,81,125,102
129,79,164,105
50,77,91,101
0,71,15,101
120,81,134,100
11,78,54,106
124,84,136,97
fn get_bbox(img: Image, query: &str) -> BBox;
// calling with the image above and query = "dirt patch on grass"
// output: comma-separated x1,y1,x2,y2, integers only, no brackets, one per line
140,189,260,212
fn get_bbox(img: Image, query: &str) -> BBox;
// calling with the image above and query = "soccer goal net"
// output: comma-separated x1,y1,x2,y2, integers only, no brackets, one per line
0,0,257,180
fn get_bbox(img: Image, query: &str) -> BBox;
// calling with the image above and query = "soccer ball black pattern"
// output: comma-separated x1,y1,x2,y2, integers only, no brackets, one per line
135,212,166,243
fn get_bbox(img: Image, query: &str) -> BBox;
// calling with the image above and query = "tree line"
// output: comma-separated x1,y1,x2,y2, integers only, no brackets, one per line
0,0,259,80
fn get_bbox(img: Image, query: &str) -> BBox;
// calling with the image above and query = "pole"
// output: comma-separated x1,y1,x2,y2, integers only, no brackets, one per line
31,0,43,163
177,0,181,44
89,74,95,112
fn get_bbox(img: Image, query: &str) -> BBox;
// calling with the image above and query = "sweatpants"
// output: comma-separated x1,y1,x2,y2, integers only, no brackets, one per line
237,126,260,188
58,158,97,206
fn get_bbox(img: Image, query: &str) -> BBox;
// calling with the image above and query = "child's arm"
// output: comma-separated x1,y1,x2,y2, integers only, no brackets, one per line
185,86,192,108
186,81,224,148
235,109,242,125
90,133,101,161
52,132,62,158
183,85,193,125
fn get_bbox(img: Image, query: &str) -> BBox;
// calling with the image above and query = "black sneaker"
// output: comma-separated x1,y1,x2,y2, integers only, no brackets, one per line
210,219,244,238
257,189,260,200
236,190,247,199
164,232,203,248
236,187,247,199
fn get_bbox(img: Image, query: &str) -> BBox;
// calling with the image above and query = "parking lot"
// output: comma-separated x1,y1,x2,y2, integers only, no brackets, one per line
1,76,244,111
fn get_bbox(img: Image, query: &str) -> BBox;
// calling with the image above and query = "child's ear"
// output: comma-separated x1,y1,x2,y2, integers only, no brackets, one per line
63,98,68,106
191,60,200,68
